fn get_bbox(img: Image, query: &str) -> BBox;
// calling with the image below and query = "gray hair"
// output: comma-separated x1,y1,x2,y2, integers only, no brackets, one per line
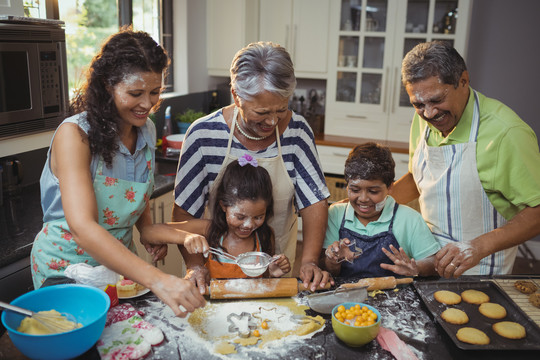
230,41,296,101
401,41,467,88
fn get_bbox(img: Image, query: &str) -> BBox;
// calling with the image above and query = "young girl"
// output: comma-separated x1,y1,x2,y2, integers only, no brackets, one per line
204,154,291,278
145,154,291,279
322,143,440,278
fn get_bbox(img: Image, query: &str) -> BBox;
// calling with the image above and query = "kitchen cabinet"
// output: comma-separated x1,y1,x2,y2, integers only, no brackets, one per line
258,0,331,79
206,0,259,77
325,0,472,142
133,191,185,278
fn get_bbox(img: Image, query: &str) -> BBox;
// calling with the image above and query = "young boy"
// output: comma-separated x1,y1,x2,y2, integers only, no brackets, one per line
322,142,440,278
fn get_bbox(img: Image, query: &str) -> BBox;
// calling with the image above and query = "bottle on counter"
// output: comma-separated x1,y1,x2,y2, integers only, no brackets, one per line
209,91,219,113
162,106,172,154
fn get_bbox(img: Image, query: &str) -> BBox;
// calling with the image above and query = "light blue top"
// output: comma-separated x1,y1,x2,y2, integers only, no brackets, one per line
323,196,441,260
40,112,156,223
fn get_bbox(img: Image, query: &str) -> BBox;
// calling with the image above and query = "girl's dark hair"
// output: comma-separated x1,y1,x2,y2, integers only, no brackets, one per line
70,26,169,167
208,160,274,258
344,142,395,187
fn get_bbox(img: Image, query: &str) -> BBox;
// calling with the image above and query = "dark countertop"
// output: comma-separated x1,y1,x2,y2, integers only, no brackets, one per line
2,276,540,359
0,170,175,269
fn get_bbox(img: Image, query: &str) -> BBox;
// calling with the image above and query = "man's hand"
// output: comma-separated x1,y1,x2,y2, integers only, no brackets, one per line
435,243,480,278
299,262,334,292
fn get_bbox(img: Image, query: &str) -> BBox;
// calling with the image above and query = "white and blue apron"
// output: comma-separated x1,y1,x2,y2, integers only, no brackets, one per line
412,91,516,275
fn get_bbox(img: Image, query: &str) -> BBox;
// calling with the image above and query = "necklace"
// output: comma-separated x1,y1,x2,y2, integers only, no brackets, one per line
234,114,270,141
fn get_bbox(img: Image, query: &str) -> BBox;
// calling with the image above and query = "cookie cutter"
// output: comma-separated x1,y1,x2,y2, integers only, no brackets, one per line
251,306,284,324
325,238,363,264
227,312,257,338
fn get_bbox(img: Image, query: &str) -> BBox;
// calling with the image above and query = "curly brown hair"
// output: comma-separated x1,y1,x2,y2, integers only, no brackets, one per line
69,26,169,167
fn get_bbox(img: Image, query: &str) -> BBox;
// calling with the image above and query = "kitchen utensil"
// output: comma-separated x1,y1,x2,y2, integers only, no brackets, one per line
332,302,381,347
0,301,78,334
207,247,279,277
339,276,414,291
307,286,368,314
226,312,257,338
203,278,331,299
325,238,363,263
1,284,110,360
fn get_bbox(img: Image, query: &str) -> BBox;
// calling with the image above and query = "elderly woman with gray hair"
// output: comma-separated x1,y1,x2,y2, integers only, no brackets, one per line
172,41,332,292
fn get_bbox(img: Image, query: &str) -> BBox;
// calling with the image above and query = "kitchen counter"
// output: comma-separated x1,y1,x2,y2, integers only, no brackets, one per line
314,134,409,154
2,276,540,359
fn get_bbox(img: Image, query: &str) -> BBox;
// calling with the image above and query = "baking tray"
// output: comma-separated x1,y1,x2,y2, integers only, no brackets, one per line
414,280,540,350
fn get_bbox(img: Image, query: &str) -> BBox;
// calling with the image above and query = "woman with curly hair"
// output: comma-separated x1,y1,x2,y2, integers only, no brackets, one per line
30,27,206,317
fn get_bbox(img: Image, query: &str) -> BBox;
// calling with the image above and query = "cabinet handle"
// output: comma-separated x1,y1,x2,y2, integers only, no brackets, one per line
150,202,156,223
292,24,297,60
345,114,367,119
383,67,389,113
159,202,164,223
332,152,349,157
285,25,290,50
391,67,399,113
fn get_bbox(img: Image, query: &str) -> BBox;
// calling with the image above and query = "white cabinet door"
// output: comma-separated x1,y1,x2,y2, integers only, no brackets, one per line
259,0,330,78
325,0,471,143
206,0,259,76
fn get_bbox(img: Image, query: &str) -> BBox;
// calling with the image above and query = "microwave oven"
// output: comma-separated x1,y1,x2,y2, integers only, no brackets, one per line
0,18,69,140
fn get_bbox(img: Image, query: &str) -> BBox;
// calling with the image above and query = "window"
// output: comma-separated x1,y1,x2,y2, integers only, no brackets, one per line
42,0,173,98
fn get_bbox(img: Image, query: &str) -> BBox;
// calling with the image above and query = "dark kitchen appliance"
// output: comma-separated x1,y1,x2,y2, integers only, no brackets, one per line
1,157,24,236
0,16,68,140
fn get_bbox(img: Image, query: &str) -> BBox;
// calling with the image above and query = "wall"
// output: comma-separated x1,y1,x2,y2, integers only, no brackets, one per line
466,0,540,143
466,0,540,252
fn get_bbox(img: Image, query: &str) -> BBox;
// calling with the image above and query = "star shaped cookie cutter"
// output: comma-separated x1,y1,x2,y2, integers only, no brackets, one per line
251,306,285,324
226,312,257,338
326,238,363,264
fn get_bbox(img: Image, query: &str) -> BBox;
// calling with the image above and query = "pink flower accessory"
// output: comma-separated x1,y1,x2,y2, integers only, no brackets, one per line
238,153,258,167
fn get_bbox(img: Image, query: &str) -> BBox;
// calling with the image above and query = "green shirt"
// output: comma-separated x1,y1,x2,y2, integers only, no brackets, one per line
324,196,440,260
408,88,540,220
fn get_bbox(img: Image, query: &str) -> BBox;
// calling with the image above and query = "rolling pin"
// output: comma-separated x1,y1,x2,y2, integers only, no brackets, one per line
338,276,414,291
204,278,331,299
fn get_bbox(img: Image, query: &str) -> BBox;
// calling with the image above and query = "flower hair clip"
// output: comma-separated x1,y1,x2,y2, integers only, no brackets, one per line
238,154,258,167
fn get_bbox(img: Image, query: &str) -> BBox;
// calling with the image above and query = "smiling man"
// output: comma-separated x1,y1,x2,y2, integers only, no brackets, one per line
391,41,540,278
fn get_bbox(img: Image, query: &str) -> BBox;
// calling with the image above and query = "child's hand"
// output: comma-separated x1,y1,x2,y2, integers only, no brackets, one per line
183,233,210,255
325,238,359,263
144,243,168,263
268,254,291,277
380,244,419,276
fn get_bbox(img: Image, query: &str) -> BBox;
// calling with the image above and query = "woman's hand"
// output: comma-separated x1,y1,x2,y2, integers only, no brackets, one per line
150,273,206,317
184,264,210,295
380,245,419,276
268,254,291,277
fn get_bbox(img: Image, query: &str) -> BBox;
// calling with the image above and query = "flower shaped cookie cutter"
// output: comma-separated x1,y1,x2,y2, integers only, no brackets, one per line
226,312,257,338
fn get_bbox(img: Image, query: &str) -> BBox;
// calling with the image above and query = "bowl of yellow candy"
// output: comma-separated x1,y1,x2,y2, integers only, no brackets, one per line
331,302,381,347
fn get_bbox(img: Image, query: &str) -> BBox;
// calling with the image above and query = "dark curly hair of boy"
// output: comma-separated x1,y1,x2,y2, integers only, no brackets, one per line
344,142,395,187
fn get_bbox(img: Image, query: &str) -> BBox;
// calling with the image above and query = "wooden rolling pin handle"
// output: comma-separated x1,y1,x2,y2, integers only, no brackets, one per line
339,276,414,291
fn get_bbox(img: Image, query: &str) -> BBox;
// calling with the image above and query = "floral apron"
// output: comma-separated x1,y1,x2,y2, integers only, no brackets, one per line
412,91,516,275
339,202,401,278
31,147,154,288
205,107,298,272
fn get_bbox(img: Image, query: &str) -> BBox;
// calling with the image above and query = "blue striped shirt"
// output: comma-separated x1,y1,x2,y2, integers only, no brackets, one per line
174,109,330,218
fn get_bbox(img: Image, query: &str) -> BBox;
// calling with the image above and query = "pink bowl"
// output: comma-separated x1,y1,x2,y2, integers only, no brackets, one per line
166,134,185,149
